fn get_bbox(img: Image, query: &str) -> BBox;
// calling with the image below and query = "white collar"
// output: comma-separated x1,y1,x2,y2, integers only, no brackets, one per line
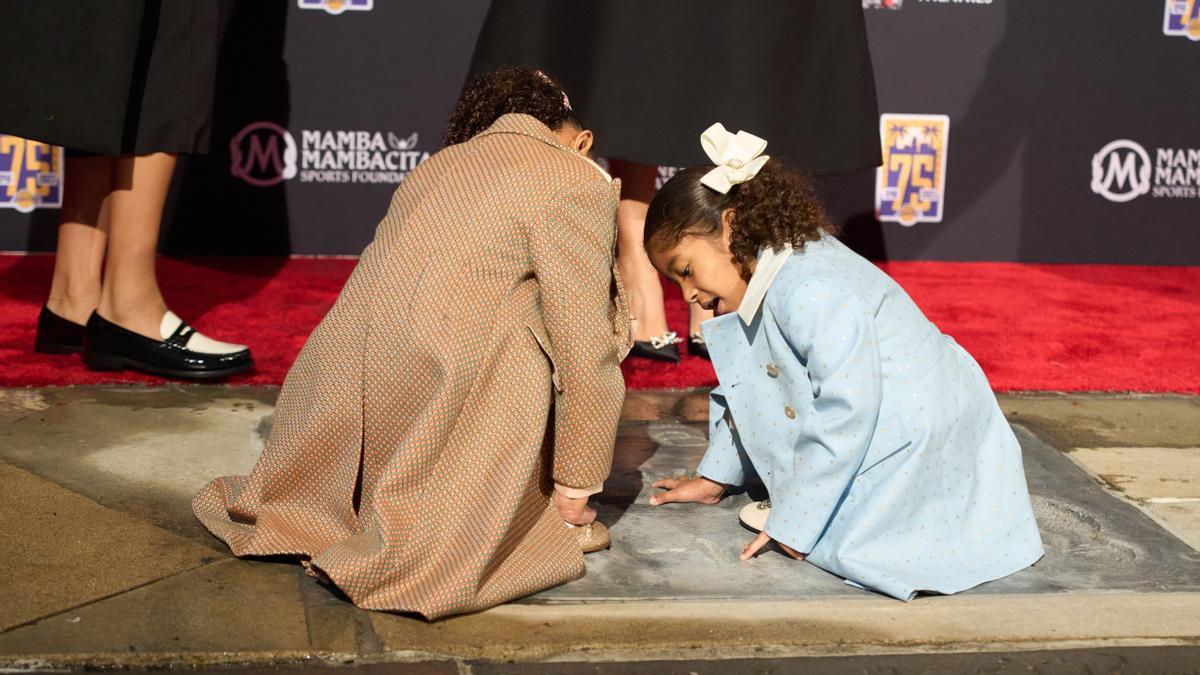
583,156,613,182
736,244,793,325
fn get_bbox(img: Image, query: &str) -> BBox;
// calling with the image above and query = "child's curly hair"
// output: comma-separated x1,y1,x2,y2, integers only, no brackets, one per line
644,160,834,280
444,66,584,145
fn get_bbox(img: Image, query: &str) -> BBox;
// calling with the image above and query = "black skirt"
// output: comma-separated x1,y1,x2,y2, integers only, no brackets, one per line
0,0,218,156
468,0,882,174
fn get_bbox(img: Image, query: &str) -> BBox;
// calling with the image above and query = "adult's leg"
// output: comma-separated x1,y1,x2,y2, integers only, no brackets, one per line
608,159,668,341
95,152,175,339
45,155,113,324
690,300,714,337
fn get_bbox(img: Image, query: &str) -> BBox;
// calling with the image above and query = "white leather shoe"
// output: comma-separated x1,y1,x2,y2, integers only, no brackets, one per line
738,499,771,532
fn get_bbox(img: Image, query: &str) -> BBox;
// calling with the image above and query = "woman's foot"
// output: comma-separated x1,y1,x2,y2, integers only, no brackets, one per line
42,252,104,355
610,159,678,363
630,332,682,362
685,301,713,360
84,310,253,380
619,250,669,328
35,305,87,354
620,257,679,362
687,332,710,360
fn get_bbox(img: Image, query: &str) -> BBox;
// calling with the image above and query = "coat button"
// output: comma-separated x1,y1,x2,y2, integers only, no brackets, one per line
784,405,796,419
766,363,780,378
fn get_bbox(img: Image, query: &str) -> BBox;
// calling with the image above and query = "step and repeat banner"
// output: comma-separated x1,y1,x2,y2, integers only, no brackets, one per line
1,0,1198,263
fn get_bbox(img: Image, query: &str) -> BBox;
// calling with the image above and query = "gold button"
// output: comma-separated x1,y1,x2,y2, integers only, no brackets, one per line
784,405,796,419
766,363,780,378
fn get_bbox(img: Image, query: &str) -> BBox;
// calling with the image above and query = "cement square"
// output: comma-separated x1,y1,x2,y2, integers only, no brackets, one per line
1148,501,1200,551
0,560,330,657
0,462,219,632
1068,447,1200,500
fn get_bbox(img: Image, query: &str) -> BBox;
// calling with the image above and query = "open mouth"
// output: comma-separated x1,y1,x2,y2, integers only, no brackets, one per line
701,297,720,312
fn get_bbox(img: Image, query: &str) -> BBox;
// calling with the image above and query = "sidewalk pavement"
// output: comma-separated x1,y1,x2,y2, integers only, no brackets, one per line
0,387,1198,670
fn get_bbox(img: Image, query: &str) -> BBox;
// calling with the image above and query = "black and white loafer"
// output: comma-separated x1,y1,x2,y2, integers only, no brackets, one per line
84,310,253,380
35,305,86,355
687,332,710,360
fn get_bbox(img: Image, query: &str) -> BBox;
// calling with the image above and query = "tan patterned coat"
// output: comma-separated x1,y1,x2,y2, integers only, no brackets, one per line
193,114,631,619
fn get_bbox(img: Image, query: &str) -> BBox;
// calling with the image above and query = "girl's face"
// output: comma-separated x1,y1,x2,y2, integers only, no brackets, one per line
647,210,751,317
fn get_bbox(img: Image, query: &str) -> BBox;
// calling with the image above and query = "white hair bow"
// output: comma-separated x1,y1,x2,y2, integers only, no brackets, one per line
700,123,770,194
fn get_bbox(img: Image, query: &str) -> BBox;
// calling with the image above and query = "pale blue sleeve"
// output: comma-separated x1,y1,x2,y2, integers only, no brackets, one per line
696,386,753,487
764,282,883,554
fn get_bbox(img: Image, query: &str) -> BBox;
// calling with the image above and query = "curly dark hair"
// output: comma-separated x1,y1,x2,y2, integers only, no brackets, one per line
644,160,834,280
444,66,584,146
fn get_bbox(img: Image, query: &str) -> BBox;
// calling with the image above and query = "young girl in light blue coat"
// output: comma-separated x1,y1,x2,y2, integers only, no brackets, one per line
645,124,1044,600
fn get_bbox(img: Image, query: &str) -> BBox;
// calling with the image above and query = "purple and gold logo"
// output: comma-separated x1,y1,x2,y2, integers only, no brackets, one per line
0,135,63,213
1164,1,1200,40
876,114,950,226
297,0,372,16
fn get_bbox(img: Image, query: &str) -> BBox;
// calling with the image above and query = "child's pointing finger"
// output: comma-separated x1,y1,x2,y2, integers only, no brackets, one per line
740,532,772,561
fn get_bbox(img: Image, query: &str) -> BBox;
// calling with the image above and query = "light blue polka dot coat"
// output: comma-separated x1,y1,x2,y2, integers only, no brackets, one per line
698,233,1044,600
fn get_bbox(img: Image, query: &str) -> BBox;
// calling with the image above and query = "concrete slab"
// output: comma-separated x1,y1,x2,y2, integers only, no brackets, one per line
1066,446,1200,500
0,461,220,632
4,388,1199,606
0,559,354,662
999,395,1200,448
530,422,1200,602
0,386,278,545
2,387,1199,668
1147,502,1200,551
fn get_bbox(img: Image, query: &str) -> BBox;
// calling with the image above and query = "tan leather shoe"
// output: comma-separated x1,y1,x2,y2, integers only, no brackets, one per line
568,521,611,553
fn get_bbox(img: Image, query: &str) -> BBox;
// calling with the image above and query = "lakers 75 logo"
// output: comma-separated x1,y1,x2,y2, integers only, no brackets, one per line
876,114,949,227
0,135,63,213
1164,0,1200,40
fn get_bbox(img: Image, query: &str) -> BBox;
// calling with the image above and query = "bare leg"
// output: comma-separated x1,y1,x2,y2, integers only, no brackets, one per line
689,301,714,335
45,156,113,324
95,153,175,339
608,159,668,340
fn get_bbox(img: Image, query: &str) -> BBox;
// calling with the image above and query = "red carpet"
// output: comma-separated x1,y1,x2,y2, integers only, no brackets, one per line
1,253,1197,392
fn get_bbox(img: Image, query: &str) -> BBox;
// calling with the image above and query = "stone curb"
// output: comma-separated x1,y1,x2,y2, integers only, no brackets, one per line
2,592,1197,669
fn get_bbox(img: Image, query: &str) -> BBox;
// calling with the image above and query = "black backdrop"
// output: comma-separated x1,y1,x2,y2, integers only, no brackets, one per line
1,0,1198,263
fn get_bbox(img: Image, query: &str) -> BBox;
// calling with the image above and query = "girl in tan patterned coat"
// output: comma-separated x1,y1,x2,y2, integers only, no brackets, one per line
193,68,631,619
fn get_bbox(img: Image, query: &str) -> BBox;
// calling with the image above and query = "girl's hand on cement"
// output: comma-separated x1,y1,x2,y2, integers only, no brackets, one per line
648,476,726,505
553,490,597,525
741,531,807,561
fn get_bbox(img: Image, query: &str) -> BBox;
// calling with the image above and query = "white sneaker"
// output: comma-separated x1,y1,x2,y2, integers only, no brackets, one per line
738,499,771,532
